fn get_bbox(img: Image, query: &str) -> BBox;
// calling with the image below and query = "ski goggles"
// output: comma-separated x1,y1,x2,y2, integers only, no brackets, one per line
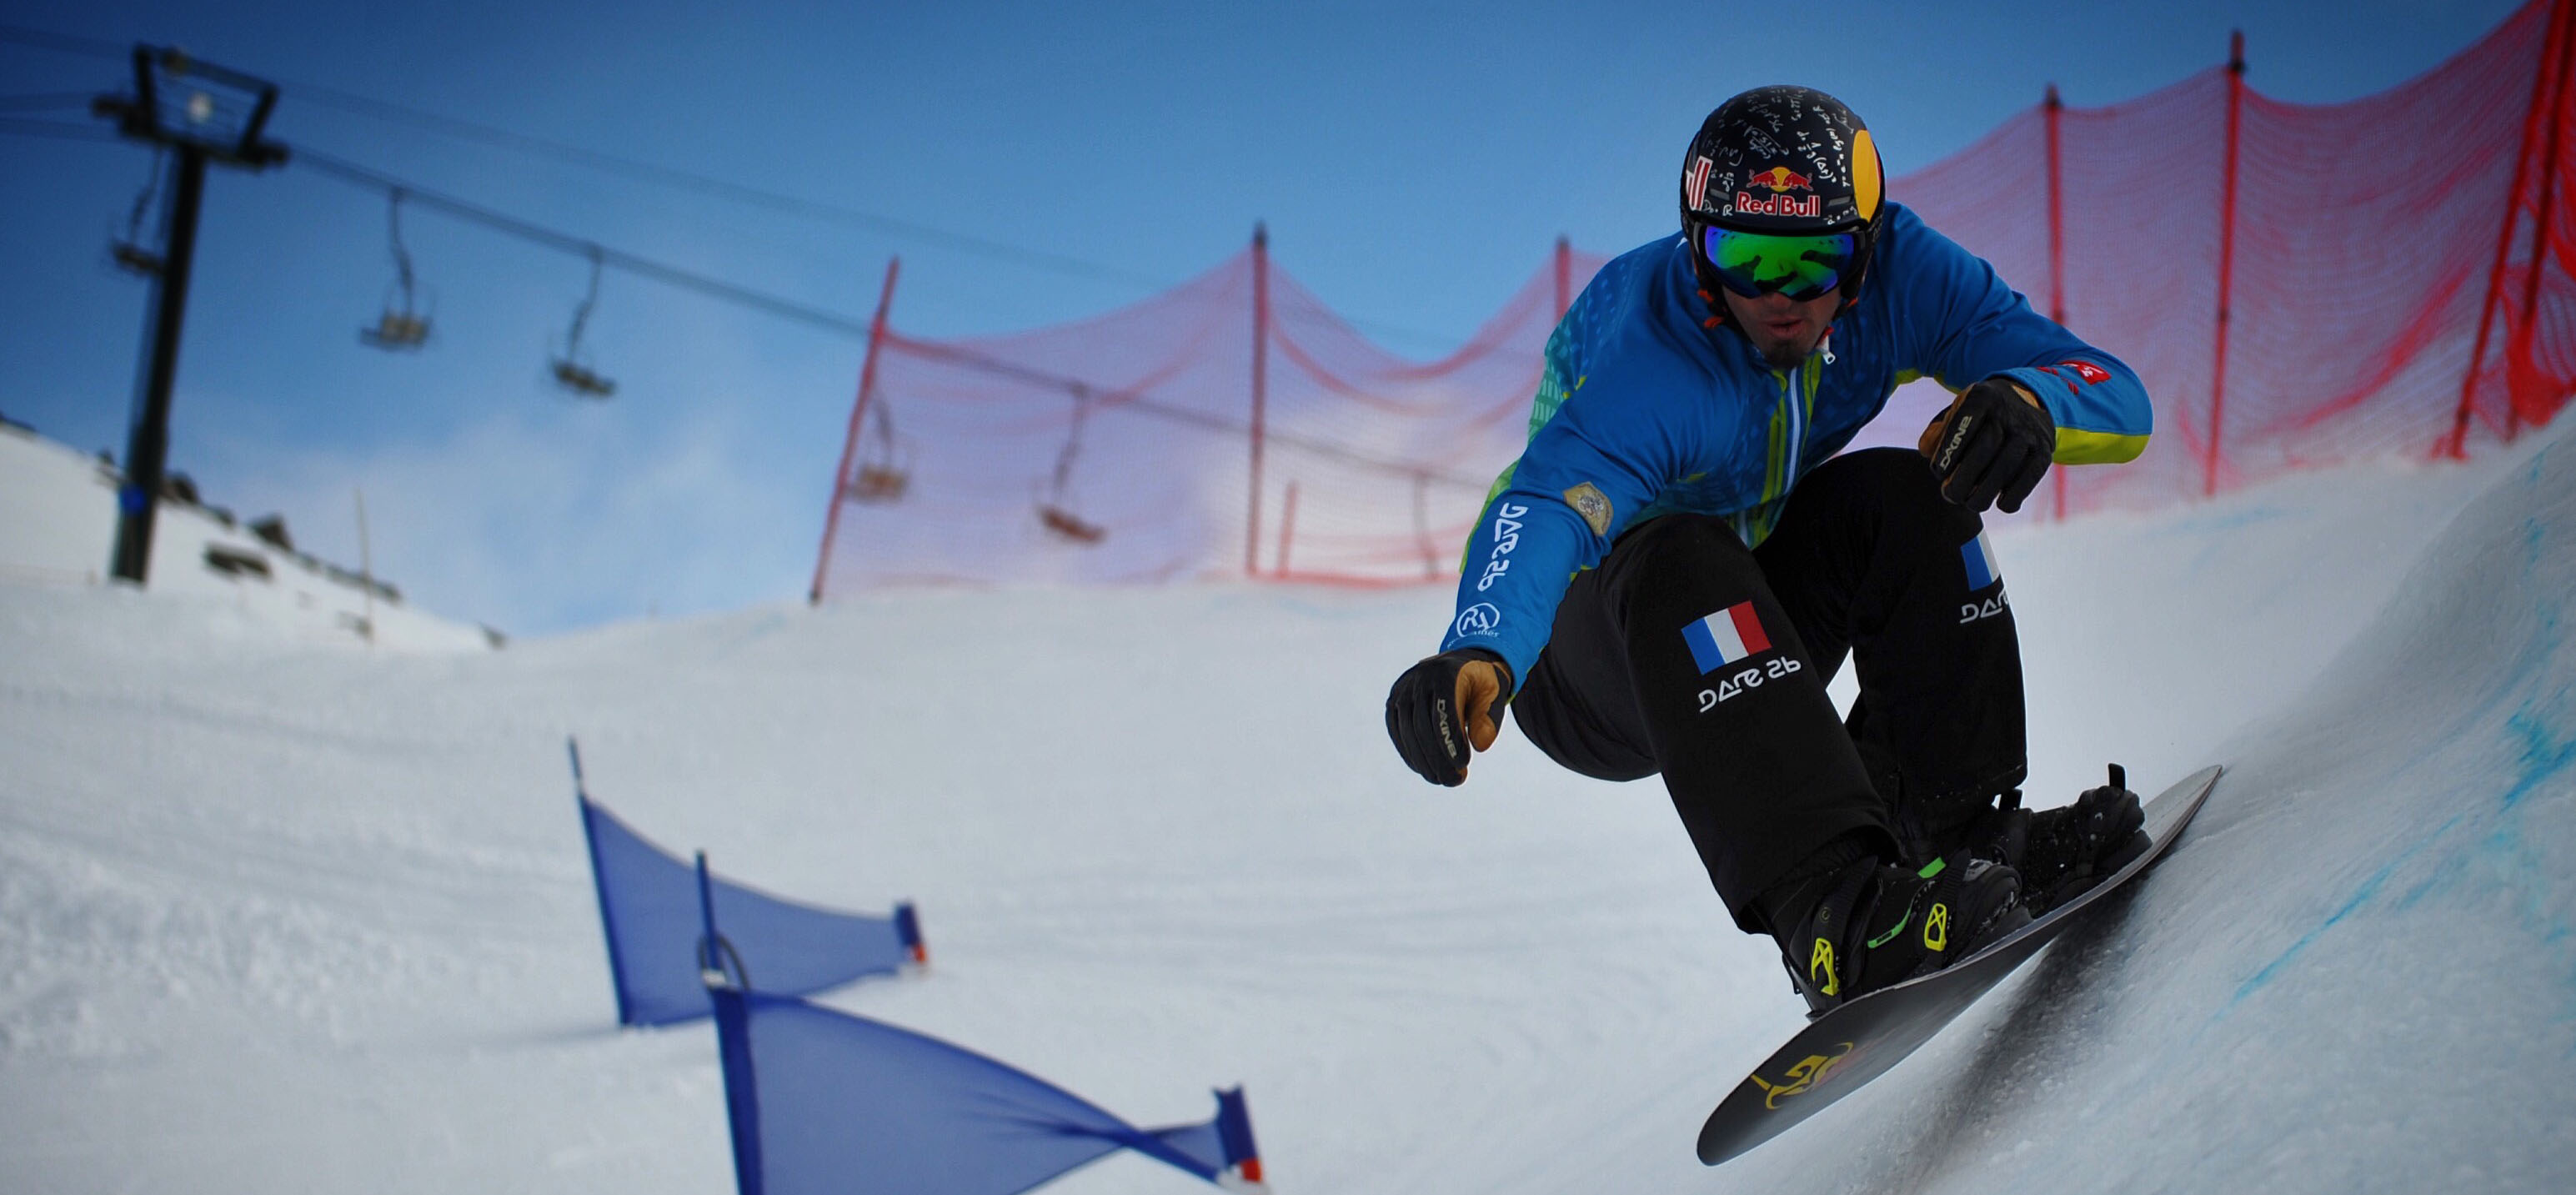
1700,226,1857,302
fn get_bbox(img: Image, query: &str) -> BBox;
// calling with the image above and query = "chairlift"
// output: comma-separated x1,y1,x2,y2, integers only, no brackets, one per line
111,242,163,278
358,190,432,351
549,247,617,399
849,400,912,504
108,148,166,278
1035,384,1106,545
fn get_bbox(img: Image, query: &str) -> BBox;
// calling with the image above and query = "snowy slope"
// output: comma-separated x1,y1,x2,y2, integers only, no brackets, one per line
0,429,2568,1193
0,422,493,653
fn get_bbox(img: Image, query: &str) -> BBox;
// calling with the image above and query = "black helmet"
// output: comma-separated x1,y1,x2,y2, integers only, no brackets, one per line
1681,86,1887,310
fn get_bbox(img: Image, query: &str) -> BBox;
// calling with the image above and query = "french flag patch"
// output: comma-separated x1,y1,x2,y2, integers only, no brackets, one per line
1682,602,1772,673
1961,533,2002,590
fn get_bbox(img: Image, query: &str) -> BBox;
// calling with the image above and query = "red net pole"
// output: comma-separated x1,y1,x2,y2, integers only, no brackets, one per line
809,256,900,604
2456,0,2568,459
2508,0,2576,442
2207,32,2247,498
1555,235,1572,319
1246,223,1270,576
2045,83,2069,521
1275,480,1299,578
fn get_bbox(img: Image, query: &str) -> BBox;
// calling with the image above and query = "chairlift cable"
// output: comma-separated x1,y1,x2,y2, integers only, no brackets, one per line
0,20,1466,350
0,116,118,142
1,9,1156,289
275,88,1466,349
0,27,1521,483
0,90,98,111
0,12,1175,295
0,21,1169,291
295,146,878,339
286,82,1183,296
0,24,125,60
12,129,1486,487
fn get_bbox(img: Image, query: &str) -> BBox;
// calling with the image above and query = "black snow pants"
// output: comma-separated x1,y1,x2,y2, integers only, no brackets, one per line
1507,448,2027,932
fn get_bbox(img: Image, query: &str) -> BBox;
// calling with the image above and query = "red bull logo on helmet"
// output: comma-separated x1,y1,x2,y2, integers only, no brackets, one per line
1733,164,1821,217
1747,166,1813,193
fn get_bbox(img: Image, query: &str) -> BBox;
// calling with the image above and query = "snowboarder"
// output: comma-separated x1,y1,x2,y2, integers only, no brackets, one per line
1384,86,2157,1014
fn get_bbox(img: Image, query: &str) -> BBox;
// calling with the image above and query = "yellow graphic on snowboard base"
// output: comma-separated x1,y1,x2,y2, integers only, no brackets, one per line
1749,1042,1857,1109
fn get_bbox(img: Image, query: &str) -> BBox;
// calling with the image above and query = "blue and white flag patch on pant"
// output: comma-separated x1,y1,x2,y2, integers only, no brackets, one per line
1961,532,2002,591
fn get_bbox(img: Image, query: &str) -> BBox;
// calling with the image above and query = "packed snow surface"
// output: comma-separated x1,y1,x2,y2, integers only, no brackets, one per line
3,430,2572,1193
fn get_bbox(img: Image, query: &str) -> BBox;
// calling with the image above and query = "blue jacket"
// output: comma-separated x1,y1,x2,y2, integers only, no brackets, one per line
1439,202,2153,687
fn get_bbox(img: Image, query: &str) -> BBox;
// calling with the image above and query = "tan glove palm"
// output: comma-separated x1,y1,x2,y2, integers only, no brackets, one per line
1386,650,1512,786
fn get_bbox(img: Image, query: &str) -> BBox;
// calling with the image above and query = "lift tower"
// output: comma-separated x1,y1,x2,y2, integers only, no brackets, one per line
93,46,286,585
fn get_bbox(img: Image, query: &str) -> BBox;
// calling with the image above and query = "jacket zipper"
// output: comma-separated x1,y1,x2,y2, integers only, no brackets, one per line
1778,359,1810,486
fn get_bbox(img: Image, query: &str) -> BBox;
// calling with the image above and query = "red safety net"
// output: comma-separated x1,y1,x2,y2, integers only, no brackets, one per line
810,235,1606,595
815,0,2576,595
1882,0,2576,520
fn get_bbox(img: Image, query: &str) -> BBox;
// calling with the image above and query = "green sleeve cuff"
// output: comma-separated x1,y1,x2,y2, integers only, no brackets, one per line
2053,427,2149,464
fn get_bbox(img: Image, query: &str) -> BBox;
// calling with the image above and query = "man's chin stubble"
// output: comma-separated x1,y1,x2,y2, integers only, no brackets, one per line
1760,339,1808,369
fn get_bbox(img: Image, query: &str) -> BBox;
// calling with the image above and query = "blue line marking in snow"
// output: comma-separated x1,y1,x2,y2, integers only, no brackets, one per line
2182,745,2576,1075
2233,700,2576,1009
2229,813,2465,1007
2224,449,2576,1015
2503,709,2576,811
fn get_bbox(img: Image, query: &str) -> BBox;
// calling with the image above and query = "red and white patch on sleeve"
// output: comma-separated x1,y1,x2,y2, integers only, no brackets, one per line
2056,359,2112,385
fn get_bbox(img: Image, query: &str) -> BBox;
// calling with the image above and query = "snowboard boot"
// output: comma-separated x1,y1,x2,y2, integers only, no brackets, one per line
2015,766,2149,916
1938,788,2031,876
1757,836,2033,1017
1854,731,2032,873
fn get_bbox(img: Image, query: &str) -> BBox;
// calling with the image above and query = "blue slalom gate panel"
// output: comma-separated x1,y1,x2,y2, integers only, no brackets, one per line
709,987,1265,1195
573,740,922,1026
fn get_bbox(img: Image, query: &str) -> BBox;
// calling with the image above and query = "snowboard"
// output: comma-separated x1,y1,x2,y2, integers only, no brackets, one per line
1696,764,2223,1167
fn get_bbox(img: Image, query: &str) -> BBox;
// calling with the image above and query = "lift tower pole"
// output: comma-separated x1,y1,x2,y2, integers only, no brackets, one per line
93,46,286,585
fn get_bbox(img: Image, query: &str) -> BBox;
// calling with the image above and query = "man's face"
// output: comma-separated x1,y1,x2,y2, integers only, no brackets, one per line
1720,286,1841,369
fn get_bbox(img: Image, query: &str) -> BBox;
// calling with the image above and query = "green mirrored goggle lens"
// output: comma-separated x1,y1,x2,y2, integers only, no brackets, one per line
1701,228,1856,301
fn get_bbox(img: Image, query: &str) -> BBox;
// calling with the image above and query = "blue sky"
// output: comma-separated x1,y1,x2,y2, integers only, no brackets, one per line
0,0,2528,635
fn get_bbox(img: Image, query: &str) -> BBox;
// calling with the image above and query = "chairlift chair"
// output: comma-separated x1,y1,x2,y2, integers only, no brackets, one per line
358,190,432,351
551,359,615,398
1039,505,1106,544
853,461,910,503
110,242,164,278
549,247,617,399
1035,384,1107,545
364,309,431,350
849,401,913,504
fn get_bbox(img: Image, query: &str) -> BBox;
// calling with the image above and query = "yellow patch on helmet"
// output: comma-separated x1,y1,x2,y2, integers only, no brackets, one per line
1852,128,1882,220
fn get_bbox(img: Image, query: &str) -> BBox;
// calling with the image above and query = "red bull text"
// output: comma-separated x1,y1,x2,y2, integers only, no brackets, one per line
1733,190,1823,218
1735,165,1820,216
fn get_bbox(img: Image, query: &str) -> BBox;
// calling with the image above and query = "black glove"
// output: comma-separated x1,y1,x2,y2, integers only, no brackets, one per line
1922,378,2056,514
1385,648,1514,787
